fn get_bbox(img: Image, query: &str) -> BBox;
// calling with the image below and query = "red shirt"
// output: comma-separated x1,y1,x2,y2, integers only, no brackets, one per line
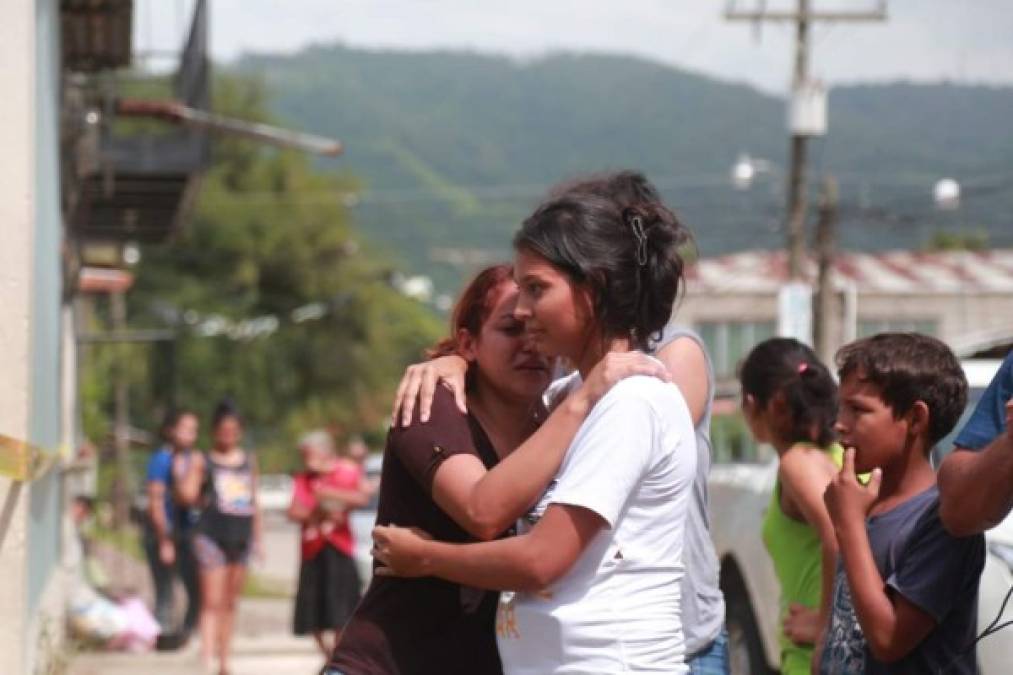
291,461,363,559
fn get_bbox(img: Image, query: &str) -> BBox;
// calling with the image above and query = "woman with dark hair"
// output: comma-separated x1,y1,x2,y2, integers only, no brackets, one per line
174,401,262,675
327,264,665,675
143,408,201,637
373,171,699,674
738,338,841,674
394,171,729,672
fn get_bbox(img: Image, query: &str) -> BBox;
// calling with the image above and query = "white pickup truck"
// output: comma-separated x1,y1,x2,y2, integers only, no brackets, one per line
709,359,1013,674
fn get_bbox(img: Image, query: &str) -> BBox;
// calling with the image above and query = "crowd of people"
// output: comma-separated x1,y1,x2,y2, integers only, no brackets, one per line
140,168,1012,674
141,404,372,674
325,170,1011,675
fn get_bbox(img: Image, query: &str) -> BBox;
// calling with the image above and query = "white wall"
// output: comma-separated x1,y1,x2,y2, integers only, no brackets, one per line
0,0,39,671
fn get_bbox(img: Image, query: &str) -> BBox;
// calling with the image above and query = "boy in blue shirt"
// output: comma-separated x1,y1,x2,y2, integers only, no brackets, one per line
939,350,1013,536
819,333,985,674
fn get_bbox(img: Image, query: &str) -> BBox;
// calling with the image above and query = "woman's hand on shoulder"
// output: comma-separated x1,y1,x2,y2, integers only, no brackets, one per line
391,355,469,427
372,525,435,577
575,351,670,412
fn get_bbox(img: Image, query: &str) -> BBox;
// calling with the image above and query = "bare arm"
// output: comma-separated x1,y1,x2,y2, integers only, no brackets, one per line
834,512,936,661
249,454,264,554
779,448,840,641
431,352,670,541
147,480,171,542
654,336,710,427
313,483,372,510
824,450,936,662
938,409,1013,536
373,503,605,591
172,452,205,506
286,496,314,524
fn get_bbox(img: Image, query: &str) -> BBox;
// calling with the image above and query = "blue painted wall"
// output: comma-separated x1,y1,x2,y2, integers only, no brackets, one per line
27,0,64,616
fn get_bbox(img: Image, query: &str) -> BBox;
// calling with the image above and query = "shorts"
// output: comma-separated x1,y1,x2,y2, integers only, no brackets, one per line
192,532,251,568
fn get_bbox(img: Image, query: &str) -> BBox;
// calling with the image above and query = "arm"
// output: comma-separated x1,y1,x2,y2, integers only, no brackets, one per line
250,454,264,556
146,479,176,565
172,452,205,506
312,483,372,510
431,352,669,541
938,406,1013,536
287,473,317,524
824,451,936,662
779,449,840,643
374,503,605,591
654,335,710,427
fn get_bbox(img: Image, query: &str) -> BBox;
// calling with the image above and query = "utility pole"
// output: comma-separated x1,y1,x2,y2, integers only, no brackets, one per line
813,175,838,366
111,290,132,527
725,1,887,279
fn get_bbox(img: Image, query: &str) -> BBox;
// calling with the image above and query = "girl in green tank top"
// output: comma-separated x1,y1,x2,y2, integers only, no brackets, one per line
740,339,842,675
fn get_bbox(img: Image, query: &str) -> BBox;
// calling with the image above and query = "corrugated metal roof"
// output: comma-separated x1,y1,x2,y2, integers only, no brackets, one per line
686,249,1013,295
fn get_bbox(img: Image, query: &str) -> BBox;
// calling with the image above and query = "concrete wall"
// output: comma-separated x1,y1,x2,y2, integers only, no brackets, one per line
0,1,68,672
0,0,41,671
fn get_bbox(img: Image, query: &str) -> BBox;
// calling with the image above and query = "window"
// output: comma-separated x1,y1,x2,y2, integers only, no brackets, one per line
697,320,777,378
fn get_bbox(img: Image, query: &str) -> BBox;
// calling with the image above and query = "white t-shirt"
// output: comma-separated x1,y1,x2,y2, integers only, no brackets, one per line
496,375,697,674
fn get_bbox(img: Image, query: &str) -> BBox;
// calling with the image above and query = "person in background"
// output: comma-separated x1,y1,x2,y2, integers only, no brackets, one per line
288,430,372,658
174,401,263,675
143,409,201,638
820,333,983,674
738,338,841,674
938,349,1013,536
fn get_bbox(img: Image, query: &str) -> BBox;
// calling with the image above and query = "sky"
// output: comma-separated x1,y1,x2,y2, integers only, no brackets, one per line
136,1,1013,95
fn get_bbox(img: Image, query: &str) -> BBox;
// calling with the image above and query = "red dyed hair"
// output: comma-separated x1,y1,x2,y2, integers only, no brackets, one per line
428,264,514,359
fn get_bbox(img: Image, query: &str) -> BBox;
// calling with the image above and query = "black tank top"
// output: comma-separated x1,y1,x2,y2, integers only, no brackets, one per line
198,452,255,547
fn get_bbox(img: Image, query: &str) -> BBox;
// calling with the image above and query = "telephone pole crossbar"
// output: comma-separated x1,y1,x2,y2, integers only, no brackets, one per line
725,1,887,280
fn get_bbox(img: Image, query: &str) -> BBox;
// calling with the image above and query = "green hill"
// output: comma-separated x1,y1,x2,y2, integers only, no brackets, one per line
234,45,1013,293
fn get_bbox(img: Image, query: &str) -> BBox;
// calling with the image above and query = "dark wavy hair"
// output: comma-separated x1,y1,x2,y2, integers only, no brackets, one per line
514,171,689,350
836,332,967,446
739,338,838,448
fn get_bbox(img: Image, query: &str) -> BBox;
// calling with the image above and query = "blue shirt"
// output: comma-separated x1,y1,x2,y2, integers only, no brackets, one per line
954,352,1013,450
820,487,984,674
145,446,197,532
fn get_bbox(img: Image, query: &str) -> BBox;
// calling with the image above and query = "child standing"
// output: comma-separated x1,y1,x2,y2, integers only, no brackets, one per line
289,430,372,658
820,333,984,674
739,338,842,674
174,402,262,675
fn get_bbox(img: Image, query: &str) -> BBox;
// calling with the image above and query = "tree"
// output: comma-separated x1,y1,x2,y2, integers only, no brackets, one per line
83,74,443,475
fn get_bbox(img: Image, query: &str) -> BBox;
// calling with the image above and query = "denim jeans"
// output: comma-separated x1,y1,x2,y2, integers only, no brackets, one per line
143,524,200,633
687,627,730,675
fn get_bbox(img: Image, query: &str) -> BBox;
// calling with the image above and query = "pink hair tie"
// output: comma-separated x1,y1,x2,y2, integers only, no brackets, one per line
797,362,809,374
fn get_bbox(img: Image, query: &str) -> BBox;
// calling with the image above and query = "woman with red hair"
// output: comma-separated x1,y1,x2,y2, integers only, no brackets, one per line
328,264,664,675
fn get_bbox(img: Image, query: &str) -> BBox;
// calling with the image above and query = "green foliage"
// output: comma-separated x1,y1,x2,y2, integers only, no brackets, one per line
233,46,1013,294
925,228,989,251
83,74,442,477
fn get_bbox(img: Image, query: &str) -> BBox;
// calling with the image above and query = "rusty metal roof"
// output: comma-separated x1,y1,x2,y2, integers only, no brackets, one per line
687,248,1013,295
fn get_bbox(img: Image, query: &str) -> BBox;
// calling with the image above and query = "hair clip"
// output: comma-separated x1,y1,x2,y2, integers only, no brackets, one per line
630,215,648,266
797,362,809,374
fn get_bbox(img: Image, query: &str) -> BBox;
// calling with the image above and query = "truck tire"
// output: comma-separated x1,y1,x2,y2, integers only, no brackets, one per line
722,563,775,675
